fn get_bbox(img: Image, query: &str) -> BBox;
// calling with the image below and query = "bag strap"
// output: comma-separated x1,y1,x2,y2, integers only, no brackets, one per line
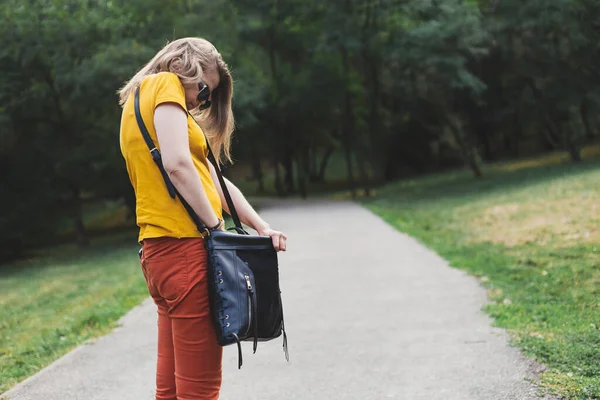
133,86,244,233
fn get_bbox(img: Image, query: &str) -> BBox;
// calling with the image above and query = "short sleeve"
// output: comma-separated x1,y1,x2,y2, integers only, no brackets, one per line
153,72,187,111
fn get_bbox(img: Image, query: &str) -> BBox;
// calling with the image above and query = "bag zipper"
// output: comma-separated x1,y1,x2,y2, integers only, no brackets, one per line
244,274,253,337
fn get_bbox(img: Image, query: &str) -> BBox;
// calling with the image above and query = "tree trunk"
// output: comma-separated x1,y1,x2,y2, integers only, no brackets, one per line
467,156,483,178
361,6,384,183
267,15,279,89
565,108,583,162
317,146,335,182
446,114,483,178
580,98,595,139
296,148,309,199
477,123,493,161
355,149,371,197
343,142,357,199
266,10,287,196
282,149,295,194
540,126,559,150
273,160,284,196
567,140,582,162
308,145,318,181
528,79,562,149
340,45,359,198
253,160,265,194
71,186,89,247
250,141,265,194
511,109,521,157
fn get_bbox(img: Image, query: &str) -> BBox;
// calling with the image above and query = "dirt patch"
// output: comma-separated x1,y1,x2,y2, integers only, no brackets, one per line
492,145,600,173
465,196,600,247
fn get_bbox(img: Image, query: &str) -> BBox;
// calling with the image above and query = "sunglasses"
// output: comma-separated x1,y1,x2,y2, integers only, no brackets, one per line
197,81,212,110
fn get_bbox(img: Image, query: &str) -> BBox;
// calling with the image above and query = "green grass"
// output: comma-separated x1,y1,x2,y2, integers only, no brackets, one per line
0,233,148,393
364,155,600,399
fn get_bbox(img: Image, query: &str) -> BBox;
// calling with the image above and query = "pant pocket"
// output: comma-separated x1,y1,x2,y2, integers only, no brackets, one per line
144,255,188,302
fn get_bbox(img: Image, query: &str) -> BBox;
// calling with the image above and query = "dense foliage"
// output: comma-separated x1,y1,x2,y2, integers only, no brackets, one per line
1,0,599,255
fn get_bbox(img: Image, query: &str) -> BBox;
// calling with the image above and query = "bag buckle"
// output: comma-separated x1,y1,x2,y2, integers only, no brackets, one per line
199,228,211,239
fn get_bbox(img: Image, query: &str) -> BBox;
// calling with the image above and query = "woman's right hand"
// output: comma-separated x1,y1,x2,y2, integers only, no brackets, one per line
257,226,287,252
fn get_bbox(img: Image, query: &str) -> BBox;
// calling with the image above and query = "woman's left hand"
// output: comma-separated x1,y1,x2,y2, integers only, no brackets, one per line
257,227,287,252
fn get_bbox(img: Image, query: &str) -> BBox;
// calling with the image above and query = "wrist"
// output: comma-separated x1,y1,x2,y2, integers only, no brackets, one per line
208,218,224,231
254,221,270,234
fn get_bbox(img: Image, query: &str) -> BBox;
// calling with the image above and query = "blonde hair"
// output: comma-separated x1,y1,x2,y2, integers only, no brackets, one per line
118,37,234,164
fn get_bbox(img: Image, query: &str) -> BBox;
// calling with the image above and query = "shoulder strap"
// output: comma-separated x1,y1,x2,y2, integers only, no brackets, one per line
133,86,244,233
134,87,177,200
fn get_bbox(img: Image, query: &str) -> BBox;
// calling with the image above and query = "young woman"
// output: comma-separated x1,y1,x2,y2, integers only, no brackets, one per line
118,37,287,400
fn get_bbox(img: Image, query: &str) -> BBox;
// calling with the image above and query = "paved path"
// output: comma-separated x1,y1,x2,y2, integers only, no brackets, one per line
3,200,554,400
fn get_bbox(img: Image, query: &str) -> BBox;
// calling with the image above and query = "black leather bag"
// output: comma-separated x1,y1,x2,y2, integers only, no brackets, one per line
134,87,288,368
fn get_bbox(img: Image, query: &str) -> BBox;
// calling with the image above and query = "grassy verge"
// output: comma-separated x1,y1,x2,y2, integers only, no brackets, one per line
0,232,147,393
364,155,600,399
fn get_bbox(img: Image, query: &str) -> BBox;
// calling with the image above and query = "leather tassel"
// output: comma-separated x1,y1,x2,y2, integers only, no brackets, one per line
283,329,289,362
280,295,290,362
232,333,243,369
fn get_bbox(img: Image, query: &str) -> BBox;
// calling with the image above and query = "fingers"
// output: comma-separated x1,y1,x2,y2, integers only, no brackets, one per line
270,232,287,252
279,234,287,252
271,234,280,252
261,227,287,252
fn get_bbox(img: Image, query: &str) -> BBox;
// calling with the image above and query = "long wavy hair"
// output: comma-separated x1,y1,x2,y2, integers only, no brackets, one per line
118,38,234,164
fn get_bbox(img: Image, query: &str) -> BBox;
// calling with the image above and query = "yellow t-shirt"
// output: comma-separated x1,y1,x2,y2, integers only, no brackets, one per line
119,72,223,242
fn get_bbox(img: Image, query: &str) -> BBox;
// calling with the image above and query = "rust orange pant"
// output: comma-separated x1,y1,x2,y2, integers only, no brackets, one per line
141,237,222,400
